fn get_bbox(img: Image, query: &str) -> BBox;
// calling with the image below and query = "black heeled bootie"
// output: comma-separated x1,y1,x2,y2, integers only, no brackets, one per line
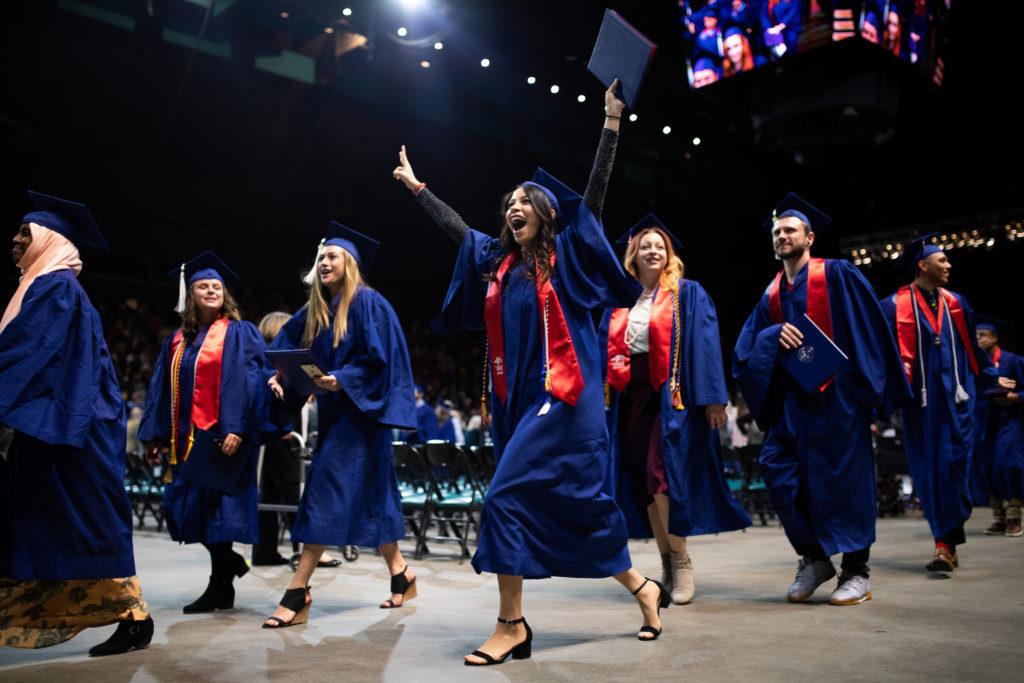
88,617,154,656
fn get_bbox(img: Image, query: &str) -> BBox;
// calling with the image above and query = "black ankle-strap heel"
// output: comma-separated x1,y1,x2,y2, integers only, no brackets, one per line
632,578,669,641
262,586,311,628
381,565,418,608
464,617,533,666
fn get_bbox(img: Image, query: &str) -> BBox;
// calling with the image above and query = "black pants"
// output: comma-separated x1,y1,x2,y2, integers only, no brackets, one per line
252,437,301,563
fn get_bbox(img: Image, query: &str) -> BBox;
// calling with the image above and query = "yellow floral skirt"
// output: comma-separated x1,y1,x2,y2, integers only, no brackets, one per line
0,576,149,649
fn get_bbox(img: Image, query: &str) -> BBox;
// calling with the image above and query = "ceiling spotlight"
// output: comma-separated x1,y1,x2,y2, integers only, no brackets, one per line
629,113,638,122
434,42,443,50
550,84,560,94
527,76,536,84
480,58,490,67
324,26,335,34
662,125,671,135
420,60,430,68
577,94,586,103
692,136,701,146
397,27,408,37
342,7,352,16
280,11,289,19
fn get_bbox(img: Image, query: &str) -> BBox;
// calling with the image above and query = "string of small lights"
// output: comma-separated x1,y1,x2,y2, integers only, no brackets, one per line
840,211,1024,267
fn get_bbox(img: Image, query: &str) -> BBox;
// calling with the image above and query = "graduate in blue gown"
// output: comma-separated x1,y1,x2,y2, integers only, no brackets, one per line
394,81,674,664
599,214,750,606
973,323,1024,537
1,192,152,655
733,194,907,606
880,237,1001,572
408,384,441,444
262,222,419,629
138,251,270,613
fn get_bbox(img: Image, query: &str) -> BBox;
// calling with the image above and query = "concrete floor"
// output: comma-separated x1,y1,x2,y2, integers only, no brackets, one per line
1,513,1021,682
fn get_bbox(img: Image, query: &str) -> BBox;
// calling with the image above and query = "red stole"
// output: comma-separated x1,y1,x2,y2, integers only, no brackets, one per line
606,288,675,394
484,250,583,408
993,346,1002,368
894,285,979,383
767,258,833,390
169,317,229,463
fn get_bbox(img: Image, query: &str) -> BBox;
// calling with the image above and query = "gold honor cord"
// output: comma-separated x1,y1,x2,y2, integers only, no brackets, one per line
670,289,685,411
168,339,197,465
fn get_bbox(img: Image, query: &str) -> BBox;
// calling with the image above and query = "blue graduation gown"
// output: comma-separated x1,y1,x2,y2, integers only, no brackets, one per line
0,270,135,580
271,287,416,547
975,350,1024,502
138,320,269,544
433,210,641,579
600,279,752,538
759,0,802,53
734,260,907,556
879,289,996,539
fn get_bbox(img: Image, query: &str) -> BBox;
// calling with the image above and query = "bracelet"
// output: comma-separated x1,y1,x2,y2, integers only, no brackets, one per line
605,115,621,120
412,182,427,197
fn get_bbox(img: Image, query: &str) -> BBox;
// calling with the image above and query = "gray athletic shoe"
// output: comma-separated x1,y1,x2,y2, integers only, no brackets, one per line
829,571,872,606
786,557,836,603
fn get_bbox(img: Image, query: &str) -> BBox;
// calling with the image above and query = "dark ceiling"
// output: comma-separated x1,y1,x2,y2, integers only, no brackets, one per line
2,0,1021,346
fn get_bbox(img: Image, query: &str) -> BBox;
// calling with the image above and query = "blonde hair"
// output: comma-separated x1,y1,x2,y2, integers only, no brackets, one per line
303,246,365,348
258,311,291,344
623,227,685,292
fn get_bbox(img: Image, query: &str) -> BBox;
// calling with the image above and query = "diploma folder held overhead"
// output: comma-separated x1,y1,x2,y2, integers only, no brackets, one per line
587,9,657,110
266,348,331,395
780,314,850,394
179,428,257,496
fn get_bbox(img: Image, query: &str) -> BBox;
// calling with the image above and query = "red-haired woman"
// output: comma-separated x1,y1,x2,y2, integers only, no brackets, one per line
600,216,750,606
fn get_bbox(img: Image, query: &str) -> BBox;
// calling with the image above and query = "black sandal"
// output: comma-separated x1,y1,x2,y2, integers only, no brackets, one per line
317,558,343,568
380,565,417,608
262,587,311,628
632,578,669,641
464,617,533,666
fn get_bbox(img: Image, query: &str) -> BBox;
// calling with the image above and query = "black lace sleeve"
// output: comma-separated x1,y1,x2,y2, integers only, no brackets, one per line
582,127,619,220
415,188,470,244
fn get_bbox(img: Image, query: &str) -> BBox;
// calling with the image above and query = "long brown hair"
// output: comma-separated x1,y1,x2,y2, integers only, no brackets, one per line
180,282,242,340
488,184,558,284
303,246,365,348
623,227,685,293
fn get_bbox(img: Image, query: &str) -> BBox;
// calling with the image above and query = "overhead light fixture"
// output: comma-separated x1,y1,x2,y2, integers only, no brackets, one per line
342,7,352,17
420,60,430,68
629,113,638,122
527,76,536,85
577,94,586,103
434,42,443,50
280,11,289,19
397,27,408,37
692,137,701,146
324,26,335,34
550,84,560,94
480,58,490,67
662,125,671,135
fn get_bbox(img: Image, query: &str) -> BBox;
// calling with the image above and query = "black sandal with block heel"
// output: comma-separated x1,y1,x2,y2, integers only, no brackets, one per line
632,578,669,641
464,617,533,666
262,587,311,628
380,565,417,608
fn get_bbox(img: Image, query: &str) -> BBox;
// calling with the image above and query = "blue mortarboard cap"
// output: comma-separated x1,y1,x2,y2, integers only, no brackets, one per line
724,26,745,40
168,250,239,286
764,192,833,232
521,167,582,222
615,213,684,253
24,191,109,251
323,221,380,272
693,57,721,75
975,322,998,335
896,232,942,272
167,251,239,314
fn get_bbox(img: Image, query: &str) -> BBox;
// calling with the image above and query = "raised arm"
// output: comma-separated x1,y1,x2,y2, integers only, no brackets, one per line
583,79,625,220
393,145,469,244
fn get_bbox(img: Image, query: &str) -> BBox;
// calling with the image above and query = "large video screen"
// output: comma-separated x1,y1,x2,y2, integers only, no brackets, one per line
681,0,952,89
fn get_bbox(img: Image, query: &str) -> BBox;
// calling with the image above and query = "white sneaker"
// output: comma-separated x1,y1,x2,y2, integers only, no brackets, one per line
829,571,872,606
786,557,836,603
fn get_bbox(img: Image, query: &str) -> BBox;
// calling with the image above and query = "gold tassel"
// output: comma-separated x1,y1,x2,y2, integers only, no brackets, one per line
604,381,611,410
671,382,685,411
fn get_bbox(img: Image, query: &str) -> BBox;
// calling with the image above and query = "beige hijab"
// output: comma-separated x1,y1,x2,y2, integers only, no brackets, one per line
0,223,83,335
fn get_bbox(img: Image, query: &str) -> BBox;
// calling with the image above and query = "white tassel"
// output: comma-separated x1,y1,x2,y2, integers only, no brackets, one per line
920,386,927,408
174,263,186,313
303,239,325,285
955,384,969,404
